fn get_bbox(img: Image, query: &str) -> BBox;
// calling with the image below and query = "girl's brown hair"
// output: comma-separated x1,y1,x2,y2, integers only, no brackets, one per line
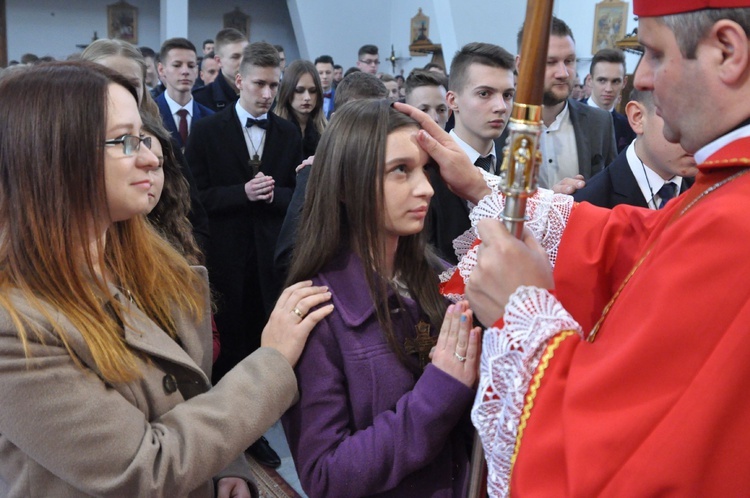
286,99,445,371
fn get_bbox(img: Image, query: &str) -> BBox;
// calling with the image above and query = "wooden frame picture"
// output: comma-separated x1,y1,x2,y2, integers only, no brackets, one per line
108,1,138,44
592,0,628,54
224,8,250,37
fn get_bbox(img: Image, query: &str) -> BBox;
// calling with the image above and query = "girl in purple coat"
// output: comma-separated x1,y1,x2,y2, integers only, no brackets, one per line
283,99,481,497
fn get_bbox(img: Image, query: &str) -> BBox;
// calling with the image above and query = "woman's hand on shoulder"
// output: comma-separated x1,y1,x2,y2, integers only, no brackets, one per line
260,281,334,368
430,301,482,388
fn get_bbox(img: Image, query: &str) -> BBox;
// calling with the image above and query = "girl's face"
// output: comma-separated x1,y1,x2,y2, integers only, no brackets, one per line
98,55,145,104
382,126,433,241
291,72,317,118
103,84,160,223
142,131,165,212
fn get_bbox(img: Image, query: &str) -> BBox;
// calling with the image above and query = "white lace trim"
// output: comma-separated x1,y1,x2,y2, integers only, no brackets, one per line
446,188,574,299
471,286,582,498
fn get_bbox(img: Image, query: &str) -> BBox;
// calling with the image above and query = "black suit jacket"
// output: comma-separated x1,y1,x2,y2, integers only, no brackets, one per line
574,148,694,208
192,72,238,112
425,168,470,265
612,110,637,154
186,107,302,313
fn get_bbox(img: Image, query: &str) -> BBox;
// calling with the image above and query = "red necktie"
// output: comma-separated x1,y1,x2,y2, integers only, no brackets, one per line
177,108,189,145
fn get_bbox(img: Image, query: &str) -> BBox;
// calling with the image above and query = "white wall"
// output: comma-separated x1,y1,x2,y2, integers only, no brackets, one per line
7,0,160,60
7,0,639,80
6,0,299,62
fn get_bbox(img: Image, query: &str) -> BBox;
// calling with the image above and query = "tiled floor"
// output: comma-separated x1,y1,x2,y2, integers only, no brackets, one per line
264,420,308,498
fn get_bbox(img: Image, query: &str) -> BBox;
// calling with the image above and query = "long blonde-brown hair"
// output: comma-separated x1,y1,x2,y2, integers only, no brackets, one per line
0,62,205,383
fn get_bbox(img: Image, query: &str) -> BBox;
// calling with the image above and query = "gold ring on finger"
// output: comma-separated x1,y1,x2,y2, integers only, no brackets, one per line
292,307,305,319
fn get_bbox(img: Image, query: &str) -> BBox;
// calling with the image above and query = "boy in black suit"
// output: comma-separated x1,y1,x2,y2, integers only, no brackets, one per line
186,42,302,467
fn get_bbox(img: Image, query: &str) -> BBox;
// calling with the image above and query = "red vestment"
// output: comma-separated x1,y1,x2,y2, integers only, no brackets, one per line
510,136,750,495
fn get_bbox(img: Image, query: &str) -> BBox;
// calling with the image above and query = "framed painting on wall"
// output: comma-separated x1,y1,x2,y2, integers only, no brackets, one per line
592,0,628,54
108,1,138,44
224,8,250,37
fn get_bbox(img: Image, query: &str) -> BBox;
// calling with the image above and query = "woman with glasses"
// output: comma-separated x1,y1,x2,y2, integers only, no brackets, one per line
0,61,332,497
274,60,327,158
81,38,211,256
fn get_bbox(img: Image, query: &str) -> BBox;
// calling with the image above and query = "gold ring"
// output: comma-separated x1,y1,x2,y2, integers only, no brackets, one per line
454,351,466,362
292,307,304,319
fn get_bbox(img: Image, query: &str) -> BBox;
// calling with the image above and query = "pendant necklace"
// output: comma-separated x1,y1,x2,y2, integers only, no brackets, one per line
244,126,266,176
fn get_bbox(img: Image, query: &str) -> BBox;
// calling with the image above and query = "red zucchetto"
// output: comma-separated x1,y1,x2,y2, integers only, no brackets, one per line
634,0,749,17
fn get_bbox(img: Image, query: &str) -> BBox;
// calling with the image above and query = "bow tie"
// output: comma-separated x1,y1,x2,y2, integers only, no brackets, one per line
246,117,268,129
323,92,332,99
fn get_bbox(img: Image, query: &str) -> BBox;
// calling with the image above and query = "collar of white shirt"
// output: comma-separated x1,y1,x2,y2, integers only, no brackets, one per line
164,92,194,117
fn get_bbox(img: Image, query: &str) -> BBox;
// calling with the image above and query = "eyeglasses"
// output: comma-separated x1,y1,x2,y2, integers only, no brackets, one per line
359,59,380,66
104,134,152,156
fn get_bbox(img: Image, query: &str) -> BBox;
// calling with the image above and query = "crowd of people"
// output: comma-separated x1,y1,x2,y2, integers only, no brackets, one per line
1,0,750,496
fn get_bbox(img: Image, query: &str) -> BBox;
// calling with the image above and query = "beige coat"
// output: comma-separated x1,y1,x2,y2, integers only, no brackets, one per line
0,267,297,497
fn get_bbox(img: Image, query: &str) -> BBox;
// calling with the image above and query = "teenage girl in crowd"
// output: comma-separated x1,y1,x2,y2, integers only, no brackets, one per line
283,99,481,497
0,61,332,497
274,59,327,158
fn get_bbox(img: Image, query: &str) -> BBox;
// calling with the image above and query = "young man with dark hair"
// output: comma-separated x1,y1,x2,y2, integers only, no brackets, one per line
155,38,214,150
314,55,336,117
273,44,286,75
332,64,344,85
405,69,449,129
516,16,617,192
379,73,400,102
186,41,302,469
202,38,214,56
138,46,159,92
424,42,516,264
199,51,219,86
193,28,248,111
585,48,637,152
333,71,387,109
356,44,380,74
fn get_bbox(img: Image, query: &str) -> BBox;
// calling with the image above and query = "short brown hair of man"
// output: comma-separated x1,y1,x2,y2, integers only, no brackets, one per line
448,42,515,92
333,71,388,109
239,41,281,75
517,16,575,52
214,28,247,55
405,69,447,99
159,38,197,62
358,44,379,58
589,48,626,76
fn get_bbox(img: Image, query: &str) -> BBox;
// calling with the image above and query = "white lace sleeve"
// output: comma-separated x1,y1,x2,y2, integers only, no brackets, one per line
446,187,575,289
471,286,583,498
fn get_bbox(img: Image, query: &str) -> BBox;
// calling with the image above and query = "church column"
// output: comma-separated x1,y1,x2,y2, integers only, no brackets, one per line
161,0,189,40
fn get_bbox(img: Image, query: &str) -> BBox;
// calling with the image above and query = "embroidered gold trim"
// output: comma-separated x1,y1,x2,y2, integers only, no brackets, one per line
509,329,576,475
703,157,750,167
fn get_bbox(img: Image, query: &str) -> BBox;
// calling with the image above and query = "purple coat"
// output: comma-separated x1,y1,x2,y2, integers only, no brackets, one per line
282,251,474,497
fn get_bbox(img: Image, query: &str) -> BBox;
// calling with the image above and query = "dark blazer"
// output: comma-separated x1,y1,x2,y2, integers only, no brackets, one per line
568,98,618,180
186,107,302,376
323,87,335,119
155,92,214,150
574,148,694,208
192,72,238,112
425,168,470,265
612,110,637,154
580,98,636,154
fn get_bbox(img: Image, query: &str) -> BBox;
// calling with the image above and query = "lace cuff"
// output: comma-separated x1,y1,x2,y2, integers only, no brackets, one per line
471,286,582,498
441,188,574,299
